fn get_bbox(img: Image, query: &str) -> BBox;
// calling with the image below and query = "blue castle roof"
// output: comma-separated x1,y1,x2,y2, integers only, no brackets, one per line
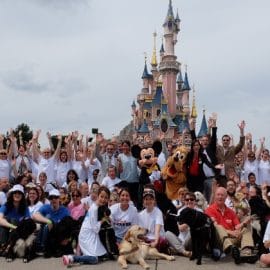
197,113,208,137
138,120,149,133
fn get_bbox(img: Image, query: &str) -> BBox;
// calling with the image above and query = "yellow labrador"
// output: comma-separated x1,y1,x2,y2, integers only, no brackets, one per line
118,225,175,269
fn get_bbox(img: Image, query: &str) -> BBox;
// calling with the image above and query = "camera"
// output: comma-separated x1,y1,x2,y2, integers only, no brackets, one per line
92,128,98,134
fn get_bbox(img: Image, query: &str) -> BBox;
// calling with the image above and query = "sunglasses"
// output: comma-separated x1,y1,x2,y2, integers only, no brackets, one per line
222,139,230,142
49,196,59,200
0,152,7,155
185,198,195,202
72,194,80,198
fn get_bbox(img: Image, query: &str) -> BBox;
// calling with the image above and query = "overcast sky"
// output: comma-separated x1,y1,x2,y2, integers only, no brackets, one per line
0,0,269,147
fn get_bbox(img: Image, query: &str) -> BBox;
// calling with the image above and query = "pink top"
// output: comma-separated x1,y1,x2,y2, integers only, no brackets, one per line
68,201,85,220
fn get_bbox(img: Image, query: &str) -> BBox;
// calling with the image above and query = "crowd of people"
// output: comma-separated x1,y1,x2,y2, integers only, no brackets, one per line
0,117,270,267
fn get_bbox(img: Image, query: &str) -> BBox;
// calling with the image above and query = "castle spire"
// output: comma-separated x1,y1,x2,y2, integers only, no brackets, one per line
141,54,150,79
183,65,191,91
164,0,174,25
197,109,208,137
191,85,197,118
151,32,158,67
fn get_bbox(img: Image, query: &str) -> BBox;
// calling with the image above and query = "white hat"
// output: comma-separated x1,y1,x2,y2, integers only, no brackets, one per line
10,184,24,194
48,189,60,197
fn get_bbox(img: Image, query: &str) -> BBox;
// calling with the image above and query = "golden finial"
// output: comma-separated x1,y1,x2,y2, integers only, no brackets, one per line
191,84,198,118
151,32,157,66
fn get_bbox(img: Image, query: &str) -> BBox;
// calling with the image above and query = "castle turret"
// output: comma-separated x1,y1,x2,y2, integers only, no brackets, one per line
191,86,198,119
181,65,191,114
159,0,180,117
197,109,208,137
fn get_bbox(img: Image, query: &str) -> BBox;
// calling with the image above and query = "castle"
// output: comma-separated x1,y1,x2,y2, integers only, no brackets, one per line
119,0,207,144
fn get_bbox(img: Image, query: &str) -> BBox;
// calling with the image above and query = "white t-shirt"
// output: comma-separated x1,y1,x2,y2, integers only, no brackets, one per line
55,161,71,187
85,158,101,185
138,206,164,240
118,153,139,183
101,176,122,191
81,196,95,209
72,160,87,183
263,220,270,251
110,203,138,240
28,201,44,217
258,160,270,186
243,160,259,182
0,160,11,179
37,156,56,183
0,191,7,206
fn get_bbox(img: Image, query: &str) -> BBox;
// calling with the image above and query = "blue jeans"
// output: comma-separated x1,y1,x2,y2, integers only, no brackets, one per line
35,224,50,252
73,255,98,264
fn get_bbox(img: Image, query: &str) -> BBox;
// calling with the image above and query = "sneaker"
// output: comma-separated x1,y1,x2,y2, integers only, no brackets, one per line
232,246,241,264
63,255,74,266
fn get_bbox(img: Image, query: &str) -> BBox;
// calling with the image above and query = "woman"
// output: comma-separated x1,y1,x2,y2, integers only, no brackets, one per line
258,149,270,186
66,169,79,186
165,192,202,257
110,188,138,242
36,185,50,205
186,140,218,193
55,150,71,188
0,185,30,247
68,189,85,221
118,140,139,206
27,186,43,217
138,188,168,253
62,186,111,266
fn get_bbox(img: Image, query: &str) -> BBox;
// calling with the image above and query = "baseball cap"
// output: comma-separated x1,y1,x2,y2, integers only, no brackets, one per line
48,189,60,198
10,184,24,194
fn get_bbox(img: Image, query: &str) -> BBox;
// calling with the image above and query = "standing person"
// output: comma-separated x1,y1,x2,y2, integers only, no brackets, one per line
243,151,259,183
32,132,62,185
94,136,118,180
205,187,255,264
138,189,168,253
216,120,245,178
186,139,218,193
62,186,111,266
258,149,270,186
0,185,30,247
55,149,71,188
118,140,139,206
110,188,138,242
190,115,218,203
81,182,100,210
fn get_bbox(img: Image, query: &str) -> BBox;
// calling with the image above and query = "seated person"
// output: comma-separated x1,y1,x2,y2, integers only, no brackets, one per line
33,189,70,257
205,187,255,264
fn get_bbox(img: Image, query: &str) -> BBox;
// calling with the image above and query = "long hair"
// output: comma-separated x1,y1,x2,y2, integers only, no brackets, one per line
6,191,28,216
26,187,40,206
66,169,79,184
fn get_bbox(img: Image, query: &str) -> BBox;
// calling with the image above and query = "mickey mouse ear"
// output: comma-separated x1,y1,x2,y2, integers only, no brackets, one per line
131,144,141,159
152,140,162,156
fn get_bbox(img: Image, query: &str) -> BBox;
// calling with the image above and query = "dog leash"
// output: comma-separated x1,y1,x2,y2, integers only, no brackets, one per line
155,259,158,270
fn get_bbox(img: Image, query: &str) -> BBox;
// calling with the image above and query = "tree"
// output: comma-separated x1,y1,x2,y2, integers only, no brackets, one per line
13,123,33,145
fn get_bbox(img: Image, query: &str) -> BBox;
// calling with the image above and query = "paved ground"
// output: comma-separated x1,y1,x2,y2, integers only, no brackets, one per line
0,255,263,270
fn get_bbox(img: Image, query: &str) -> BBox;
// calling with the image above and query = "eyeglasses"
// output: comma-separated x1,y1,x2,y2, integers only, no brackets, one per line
72,194,80,198
49,196,59,200
107,148,114,151
222,139,230,142
185,198,195,202
0,152,7,155
43,151,50,154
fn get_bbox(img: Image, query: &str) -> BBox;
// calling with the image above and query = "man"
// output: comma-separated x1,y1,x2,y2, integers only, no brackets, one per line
216,120,245,178
94,140,118,180
205,187,255,264
33,189,70,257
225,180,238,210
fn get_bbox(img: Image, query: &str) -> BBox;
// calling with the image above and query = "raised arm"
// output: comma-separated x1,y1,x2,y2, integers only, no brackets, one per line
46,132,55,153
234,120,245,155
52,134,62,160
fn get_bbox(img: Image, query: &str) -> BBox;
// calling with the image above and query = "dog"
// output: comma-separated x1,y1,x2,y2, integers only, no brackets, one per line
5,218,37,263
194,191,208,211
118,225,175,269
177,207,217,265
